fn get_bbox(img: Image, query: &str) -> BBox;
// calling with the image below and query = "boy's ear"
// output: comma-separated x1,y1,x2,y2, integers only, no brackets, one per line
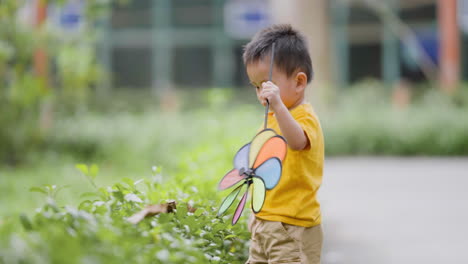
295,72,307,93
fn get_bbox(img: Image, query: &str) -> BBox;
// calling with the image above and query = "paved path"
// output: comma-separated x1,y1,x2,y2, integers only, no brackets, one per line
320,157,468,264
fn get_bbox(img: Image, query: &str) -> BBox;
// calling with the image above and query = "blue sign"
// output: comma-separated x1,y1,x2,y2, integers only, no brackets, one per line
50,0,85,34
224,0,271,39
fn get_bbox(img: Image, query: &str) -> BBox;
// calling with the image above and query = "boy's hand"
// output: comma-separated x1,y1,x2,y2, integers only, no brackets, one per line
259,81,283,111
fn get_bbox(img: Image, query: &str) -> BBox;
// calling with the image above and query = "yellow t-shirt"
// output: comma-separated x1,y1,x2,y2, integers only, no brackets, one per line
255,103,324,227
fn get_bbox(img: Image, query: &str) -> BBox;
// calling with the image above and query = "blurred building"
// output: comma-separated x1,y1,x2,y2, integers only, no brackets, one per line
102,0,267,91
331,0,440,85
98,0,466,90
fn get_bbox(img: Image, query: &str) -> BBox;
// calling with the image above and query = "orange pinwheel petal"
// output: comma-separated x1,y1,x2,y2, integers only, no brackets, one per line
253,136,287,168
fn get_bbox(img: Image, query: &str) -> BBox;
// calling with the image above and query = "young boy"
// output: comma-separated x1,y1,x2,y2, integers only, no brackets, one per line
243,24,324,264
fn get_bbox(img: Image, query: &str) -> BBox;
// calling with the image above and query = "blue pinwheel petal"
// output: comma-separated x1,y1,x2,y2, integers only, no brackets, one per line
253,157,282,190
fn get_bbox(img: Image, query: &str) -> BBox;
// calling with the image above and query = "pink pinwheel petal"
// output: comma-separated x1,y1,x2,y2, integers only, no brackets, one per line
232,188,248,225
218,169,245,190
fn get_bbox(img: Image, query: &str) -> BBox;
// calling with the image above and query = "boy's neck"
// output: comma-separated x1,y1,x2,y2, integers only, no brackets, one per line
287,97,306,111
270,98,306,115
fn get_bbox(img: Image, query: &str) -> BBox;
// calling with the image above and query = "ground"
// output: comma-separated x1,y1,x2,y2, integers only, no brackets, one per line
321,157,468,264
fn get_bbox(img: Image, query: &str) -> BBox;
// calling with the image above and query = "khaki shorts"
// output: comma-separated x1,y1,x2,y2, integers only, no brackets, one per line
246,217,323,264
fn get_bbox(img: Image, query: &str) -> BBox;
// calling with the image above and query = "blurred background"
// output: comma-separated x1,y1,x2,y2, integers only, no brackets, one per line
1,0,467,263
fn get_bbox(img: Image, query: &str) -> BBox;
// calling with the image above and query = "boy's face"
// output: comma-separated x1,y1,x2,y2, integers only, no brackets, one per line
246,58,304,109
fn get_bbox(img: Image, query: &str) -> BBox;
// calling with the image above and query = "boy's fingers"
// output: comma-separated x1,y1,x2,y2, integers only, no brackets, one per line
262,81,273,89
261,88,273,95
263,81,273,86
262,84,278,94
262,90,274,99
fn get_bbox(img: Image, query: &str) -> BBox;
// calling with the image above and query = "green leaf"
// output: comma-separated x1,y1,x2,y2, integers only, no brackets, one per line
29,187,47,194
113,190,124,201
19,214,33,231
78,200,93,210
89,164,99,180
80,192,99,199
212,223,224,233
158,213,174,224
98,187,110,200
176,206,188,217
194,209,204,217
75,164,89,175
122,177,134,187
224,234,236,240
56,184,71,192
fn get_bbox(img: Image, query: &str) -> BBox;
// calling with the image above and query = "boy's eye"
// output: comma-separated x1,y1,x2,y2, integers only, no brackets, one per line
250,82,260,90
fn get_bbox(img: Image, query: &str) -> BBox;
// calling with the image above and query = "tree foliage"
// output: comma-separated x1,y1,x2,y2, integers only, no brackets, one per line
0,0,111,164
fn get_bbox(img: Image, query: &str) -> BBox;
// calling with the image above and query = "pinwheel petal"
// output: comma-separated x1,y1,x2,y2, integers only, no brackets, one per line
249,129,276,168
252,177,266,213
253,136,287,168
254,158,282,190
232,187,249,225
234,143,250,171
218,169,246,190
217,184,243,216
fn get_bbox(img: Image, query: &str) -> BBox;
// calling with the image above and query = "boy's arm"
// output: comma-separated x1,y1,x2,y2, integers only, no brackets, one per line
260,81,309,151
273,103,309,150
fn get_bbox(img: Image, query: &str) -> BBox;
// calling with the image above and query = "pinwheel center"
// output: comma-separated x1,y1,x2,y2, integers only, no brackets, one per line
240,167,255,178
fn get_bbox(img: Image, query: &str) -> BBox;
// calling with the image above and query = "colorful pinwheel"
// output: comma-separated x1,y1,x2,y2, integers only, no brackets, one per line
217,128,287,225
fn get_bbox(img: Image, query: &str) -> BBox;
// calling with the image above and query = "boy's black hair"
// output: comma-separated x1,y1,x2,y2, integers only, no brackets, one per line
243,24,313,83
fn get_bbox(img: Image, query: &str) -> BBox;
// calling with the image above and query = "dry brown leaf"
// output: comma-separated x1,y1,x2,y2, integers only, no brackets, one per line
127,200,197,224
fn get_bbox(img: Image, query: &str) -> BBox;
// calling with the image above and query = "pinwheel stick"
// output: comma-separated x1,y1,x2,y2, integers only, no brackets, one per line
264,42,275,129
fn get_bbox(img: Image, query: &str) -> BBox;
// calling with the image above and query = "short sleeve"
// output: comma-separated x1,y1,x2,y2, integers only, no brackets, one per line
293,108,319,151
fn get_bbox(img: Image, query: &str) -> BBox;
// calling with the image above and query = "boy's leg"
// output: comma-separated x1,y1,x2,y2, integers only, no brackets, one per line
260,221,323,264
258,220,304,263
246,236,268,264
301,224,323,264
246,216,268,264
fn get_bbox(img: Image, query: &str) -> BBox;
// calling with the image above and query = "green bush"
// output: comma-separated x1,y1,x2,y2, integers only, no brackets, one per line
0,164,250,264
47,86,468,160
0,105,260,263
322,82,468,156
28,84,467,166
